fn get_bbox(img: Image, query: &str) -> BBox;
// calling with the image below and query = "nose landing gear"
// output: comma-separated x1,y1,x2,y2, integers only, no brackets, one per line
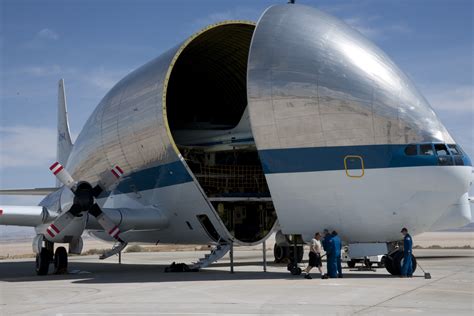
384,250,417,276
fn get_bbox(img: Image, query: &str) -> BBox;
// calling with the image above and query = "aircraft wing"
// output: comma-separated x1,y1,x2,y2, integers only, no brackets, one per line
0,188,58,196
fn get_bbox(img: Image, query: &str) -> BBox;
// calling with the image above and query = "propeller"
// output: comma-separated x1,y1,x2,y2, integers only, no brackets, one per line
46,162,125,243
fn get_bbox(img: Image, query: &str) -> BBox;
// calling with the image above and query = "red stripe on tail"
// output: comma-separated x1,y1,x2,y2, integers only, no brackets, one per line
49,162,59,170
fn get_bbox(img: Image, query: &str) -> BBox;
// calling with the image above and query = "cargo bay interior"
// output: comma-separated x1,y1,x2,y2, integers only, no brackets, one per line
165,23,277,243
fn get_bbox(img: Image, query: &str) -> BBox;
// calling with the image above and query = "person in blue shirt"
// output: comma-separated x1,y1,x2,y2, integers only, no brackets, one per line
322,229,337,278
332,231,343,278
400,227,413,277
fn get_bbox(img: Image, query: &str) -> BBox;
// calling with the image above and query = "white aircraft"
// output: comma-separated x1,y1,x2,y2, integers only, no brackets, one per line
1,3,472,276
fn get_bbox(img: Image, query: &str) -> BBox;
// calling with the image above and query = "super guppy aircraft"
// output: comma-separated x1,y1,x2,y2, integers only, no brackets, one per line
1,3,472,276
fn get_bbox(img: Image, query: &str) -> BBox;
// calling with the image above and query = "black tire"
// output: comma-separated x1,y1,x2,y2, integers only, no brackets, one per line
393,251,404,275
54,246,68,274
347,260,356,268
36,248,51,276
290,267,302,275
385,252,399,275
274,244,289,263
386,251,417,275
379,256,386,268
399,254,417,275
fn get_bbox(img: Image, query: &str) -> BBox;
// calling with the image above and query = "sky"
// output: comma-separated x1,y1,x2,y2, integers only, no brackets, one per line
0,0,473,210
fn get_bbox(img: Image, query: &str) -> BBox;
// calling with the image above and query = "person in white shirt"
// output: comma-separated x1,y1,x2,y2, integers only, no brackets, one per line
303,232,326,279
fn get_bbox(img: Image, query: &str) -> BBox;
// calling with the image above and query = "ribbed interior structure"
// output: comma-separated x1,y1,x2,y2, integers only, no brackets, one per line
166,23,255,130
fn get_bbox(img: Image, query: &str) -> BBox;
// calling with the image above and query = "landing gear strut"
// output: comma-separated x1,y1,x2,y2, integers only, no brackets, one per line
273,244,303,263
35,240,69,275
285,235,303,275
384,250,417,276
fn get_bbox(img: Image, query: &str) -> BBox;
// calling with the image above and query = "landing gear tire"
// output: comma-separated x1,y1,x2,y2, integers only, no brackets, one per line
54,246,68,274
274,244,289,263
385,251,417,275
36,247,52,276
399,253,417,275
290,267,302,275
378,256,386,268
347,260,356,268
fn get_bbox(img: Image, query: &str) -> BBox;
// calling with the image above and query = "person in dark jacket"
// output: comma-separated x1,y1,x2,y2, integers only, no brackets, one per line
322,229,337,278
400,227,413,277
332,231,343,278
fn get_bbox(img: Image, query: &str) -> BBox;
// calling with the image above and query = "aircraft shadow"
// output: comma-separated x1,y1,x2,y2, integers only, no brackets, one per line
0,260,408,284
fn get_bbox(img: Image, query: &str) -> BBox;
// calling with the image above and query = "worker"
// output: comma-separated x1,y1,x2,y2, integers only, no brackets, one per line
303,232,326,279
322,229,337,278
400,227,413,278
332,231,343,278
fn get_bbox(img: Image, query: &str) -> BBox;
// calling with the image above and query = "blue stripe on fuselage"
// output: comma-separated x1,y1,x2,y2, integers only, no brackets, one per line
109,144,471,195
258,144,471,174
114,160,193,194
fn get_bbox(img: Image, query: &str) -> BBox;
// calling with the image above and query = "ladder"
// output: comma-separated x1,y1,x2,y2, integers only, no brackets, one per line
191,242,231,269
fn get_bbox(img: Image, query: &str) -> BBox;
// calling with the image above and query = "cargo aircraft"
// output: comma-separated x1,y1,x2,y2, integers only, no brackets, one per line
1,3,472,276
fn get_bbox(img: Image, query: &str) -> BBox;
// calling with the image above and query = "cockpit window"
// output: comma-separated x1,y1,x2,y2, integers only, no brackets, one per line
448,144,461,155
404,145,417,156
434,144,450,156
420,144,434,156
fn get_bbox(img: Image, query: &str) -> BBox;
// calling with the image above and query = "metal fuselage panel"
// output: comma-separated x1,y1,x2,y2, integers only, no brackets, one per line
248,5,453,149
67,47,178,182
246,4,471,241
66,23,260,245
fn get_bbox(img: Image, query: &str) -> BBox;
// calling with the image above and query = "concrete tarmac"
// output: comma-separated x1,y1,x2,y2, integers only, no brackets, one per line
0,249,473,315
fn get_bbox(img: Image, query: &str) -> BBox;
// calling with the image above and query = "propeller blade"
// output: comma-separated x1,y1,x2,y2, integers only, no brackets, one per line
96,165,124,195
89,203,123,242
49,162,75,190
44,208,76,239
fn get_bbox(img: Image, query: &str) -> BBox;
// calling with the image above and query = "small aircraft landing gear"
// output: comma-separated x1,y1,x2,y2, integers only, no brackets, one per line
36,247,52,275
35,240,69,275
384,250,417,276
54,246,68,274
286,235,303,276
35,239,54,276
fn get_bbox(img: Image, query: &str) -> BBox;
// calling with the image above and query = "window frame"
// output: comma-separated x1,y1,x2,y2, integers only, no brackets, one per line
434,143,450,157
404,144,418,156
419,143,435,156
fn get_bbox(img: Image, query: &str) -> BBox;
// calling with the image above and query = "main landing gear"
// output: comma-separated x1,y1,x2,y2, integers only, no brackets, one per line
35,241,69,275
384,250,417,276
279,235,304,276
273,231,304,264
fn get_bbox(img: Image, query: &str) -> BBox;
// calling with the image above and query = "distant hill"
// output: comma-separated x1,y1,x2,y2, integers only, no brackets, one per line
0,226,35,241
441,222,474,232
1,221,474,243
